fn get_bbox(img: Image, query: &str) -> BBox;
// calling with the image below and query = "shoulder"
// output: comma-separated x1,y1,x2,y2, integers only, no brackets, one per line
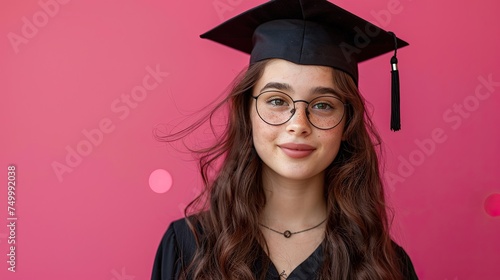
151,217,198,280
163,217,198,262
392,242,419,280
169,218,195,239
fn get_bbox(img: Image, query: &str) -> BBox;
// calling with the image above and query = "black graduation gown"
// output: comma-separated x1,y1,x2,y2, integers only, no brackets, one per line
151,218,419,280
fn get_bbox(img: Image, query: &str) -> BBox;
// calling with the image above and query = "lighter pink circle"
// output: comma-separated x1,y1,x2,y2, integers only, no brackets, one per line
484,193,500,217
149,169,173,194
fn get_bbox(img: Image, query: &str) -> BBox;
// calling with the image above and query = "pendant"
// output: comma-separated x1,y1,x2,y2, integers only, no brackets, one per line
283,230,292,238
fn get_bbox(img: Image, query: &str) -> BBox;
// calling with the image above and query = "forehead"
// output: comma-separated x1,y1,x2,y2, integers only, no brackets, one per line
255,59,336,92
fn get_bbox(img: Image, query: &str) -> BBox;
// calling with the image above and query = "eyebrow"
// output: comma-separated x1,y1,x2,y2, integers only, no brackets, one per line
260,82,292,92
310,86,340,96
260,82,340,97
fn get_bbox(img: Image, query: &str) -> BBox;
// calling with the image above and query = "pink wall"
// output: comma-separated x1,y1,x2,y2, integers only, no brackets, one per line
1,0,499,279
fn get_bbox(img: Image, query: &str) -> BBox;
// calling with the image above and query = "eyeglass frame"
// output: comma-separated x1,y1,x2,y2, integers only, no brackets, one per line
251,91,348,130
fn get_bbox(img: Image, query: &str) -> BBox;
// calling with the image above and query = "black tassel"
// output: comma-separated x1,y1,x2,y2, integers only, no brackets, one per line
388,32,401,131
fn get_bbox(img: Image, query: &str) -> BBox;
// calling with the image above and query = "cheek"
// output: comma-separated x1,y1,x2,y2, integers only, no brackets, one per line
251,116,265,144
251,110,276,153
319,129,344,156
250,109,263,148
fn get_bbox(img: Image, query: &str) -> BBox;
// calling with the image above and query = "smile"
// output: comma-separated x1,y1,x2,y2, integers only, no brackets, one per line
279,143,316,159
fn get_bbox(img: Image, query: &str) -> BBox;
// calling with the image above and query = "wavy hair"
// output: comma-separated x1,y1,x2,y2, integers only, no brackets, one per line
155,59,403,279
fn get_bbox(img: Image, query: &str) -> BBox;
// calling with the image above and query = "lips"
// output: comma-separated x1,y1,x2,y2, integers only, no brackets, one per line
279,143,316,158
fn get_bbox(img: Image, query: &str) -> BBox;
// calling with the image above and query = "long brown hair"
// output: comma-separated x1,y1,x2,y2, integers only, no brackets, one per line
155,59,403,279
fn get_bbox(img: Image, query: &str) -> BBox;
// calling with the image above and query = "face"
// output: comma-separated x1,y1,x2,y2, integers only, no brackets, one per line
250,59,346,183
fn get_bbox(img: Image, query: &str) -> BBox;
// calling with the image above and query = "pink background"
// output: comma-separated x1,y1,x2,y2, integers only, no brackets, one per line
1,0,499,279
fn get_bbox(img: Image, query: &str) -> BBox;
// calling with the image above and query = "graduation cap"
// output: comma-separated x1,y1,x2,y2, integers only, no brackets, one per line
200,0,409,131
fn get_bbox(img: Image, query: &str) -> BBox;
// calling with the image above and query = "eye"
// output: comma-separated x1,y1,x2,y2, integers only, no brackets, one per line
311,100,335,110
309,96,344,113
311,102,333,110
261,91,291,107
268,97,289,107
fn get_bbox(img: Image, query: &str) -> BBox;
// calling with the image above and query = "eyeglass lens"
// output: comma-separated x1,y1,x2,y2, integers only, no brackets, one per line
254,91,345,130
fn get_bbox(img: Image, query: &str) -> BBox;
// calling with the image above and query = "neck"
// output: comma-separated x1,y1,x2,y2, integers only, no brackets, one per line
260,168,327,229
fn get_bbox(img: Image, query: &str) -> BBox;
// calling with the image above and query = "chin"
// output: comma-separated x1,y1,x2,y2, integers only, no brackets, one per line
271,167,326,182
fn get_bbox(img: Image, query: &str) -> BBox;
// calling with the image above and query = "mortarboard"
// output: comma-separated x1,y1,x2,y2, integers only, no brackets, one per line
200,0,409,131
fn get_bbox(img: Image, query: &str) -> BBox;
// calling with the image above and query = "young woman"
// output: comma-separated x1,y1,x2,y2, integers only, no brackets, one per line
152,0,417,279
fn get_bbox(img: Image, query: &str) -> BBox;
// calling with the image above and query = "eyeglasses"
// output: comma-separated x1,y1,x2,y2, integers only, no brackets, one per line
251,90,347,130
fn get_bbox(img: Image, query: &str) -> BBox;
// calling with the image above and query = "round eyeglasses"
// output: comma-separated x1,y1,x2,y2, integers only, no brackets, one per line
251,91,347,130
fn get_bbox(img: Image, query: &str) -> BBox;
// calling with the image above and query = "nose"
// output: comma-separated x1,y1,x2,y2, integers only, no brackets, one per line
286,102,311,135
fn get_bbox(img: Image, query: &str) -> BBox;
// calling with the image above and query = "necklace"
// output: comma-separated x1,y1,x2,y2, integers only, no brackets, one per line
259,218,327,238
